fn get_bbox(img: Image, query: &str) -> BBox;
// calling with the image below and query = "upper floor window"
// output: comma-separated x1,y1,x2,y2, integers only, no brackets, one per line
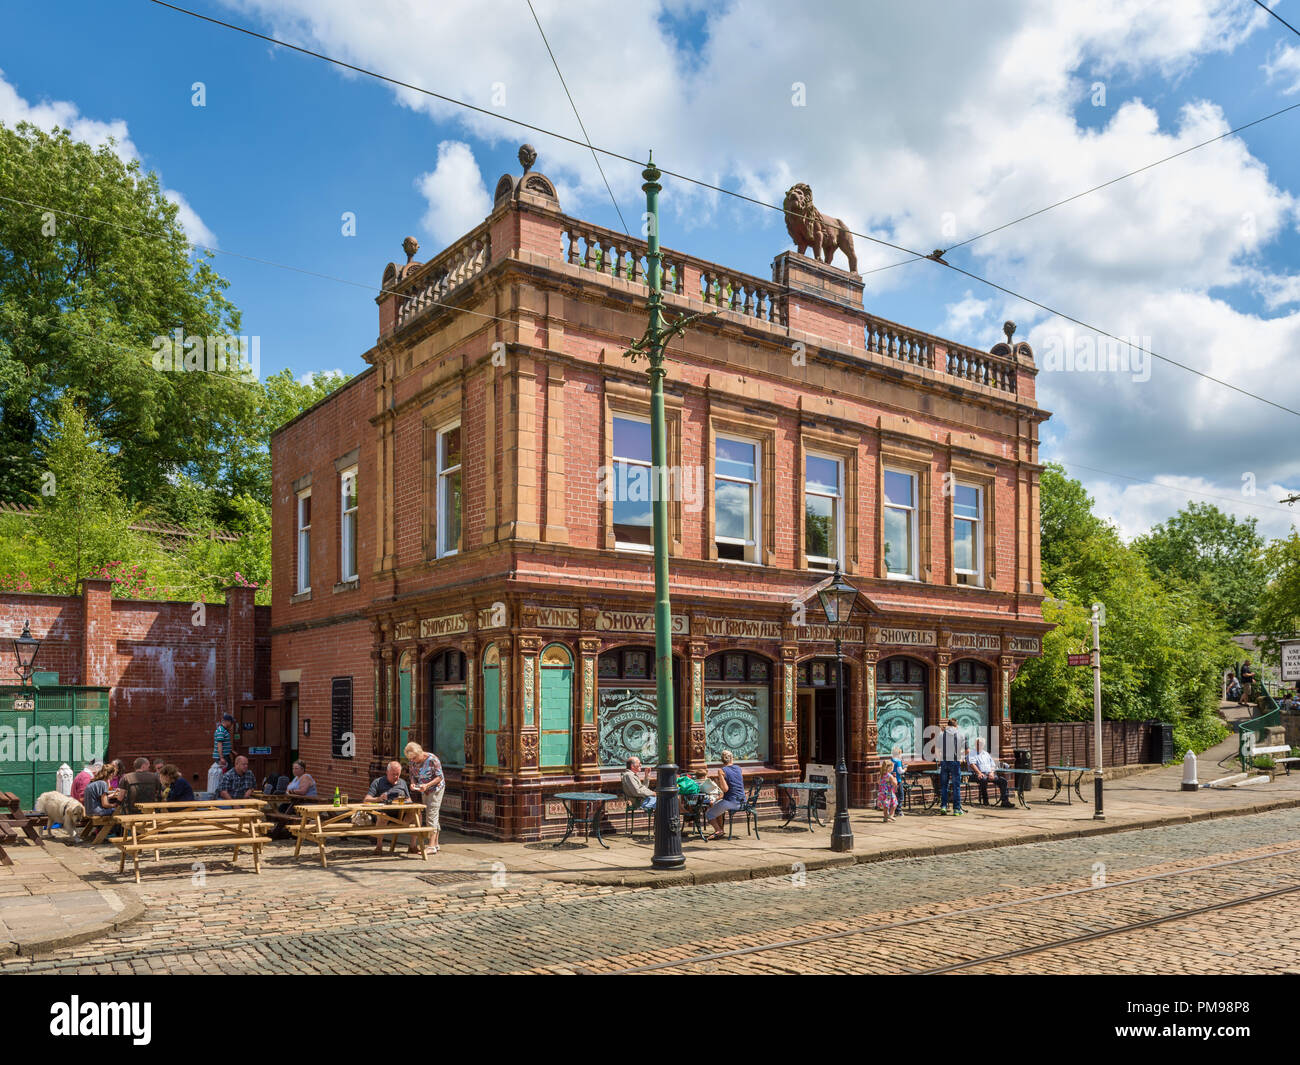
296,490,311,593
715,436,759,562
437,423,461,557
883,469,917,579
340,467,358,582
953,483,983,586
805,453,842,571
612,416,653,551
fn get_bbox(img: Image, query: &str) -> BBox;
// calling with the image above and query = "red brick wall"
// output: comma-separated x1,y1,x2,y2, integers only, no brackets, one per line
0,582,270,784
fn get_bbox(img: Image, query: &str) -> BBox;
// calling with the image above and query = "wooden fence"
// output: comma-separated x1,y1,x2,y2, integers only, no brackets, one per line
1008,720,1164,769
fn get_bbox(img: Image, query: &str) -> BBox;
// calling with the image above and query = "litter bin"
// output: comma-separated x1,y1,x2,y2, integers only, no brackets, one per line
1151,723,1175,764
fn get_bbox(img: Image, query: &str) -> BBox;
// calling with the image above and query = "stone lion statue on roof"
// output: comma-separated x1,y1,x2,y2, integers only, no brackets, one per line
783,183,857,273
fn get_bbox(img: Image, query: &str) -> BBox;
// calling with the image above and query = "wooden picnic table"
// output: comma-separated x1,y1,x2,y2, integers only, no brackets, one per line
289,801,435,868
0,791,43,854
136,798,265,812
110,808,272,883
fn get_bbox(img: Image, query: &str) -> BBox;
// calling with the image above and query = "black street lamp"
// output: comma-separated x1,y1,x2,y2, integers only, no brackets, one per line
12,620,41,687
815,566,856,852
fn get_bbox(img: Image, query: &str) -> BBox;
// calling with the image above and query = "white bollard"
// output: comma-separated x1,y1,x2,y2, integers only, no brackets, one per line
56,762,74,796
1181,750,1198,791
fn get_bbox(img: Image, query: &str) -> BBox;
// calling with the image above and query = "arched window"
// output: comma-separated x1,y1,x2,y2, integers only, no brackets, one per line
597,646,670,767
481,644,501,769
947,658,992,751
876,656,928,757
703,651,771,763
428,649,467,768
539,644,574,769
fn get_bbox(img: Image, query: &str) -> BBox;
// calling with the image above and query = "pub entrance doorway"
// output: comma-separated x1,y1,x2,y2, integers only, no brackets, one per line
797,658,852,770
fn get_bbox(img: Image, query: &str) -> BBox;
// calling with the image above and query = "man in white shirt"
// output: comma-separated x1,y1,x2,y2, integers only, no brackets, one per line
968,738,1012,807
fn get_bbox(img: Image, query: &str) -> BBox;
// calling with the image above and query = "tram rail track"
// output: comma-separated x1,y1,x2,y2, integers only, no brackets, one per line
595,841,1300,974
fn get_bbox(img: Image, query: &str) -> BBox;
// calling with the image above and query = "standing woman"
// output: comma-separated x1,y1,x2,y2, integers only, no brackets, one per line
404,741,445,855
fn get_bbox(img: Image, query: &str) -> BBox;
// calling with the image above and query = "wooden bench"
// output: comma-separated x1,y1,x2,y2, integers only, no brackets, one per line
0,825,15,867
80,814,117,844
289,802,437,868
1249,744,1293,771
0,792,44,850
110,810,271,883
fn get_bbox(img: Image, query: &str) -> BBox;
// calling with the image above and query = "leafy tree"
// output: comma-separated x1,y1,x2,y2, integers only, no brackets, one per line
1253,531,1300,666
0,121,256,507
1133,502,1265,632
1014,465,1235,756
33,397,141,592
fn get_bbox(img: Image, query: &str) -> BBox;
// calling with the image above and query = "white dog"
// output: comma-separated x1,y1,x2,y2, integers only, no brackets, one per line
33,792,86,842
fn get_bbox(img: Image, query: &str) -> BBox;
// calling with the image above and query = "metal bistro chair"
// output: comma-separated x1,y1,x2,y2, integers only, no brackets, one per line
623,797,654,839
726,777,765,840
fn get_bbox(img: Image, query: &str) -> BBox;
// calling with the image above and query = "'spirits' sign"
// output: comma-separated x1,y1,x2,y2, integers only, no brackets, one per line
1008,635,1041,655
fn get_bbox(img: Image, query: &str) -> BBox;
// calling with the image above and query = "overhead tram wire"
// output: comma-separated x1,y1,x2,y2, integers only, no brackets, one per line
119,1,1300,419
525,0,630,237
1253,0,1300,39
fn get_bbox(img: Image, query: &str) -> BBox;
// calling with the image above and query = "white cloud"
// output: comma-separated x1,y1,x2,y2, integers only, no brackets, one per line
0,68,216,248
1083,472,1299,543
298,369,347,386
1264,42,1300,94
221,0,1299,537
415,140,492,247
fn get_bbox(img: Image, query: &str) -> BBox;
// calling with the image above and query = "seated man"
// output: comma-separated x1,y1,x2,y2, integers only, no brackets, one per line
365,761,412,855
120,757,162,814
620,756,656,812
218,755,257,800
968,738,1012,807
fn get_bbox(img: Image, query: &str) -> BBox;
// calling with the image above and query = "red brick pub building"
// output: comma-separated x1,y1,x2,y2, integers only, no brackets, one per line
270,151,1052,840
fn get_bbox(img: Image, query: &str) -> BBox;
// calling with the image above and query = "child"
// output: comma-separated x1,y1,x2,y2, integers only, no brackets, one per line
877,765,899,822
890,746,907,817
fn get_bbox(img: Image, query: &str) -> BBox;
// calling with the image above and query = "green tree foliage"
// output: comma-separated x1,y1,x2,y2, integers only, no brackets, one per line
1133,502,1265,632
1253,531,1300,666
0,122,351,599
1013,464,1234,756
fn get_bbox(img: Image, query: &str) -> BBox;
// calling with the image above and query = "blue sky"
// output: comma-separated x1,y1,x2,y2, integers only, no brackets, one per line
4,0,1300,540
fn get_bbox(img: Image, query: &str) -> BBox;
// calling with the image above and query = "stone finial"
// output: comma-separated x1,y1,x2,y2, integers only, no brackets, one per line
518,144,537,173
402,236,419,262
1003,320,1016,345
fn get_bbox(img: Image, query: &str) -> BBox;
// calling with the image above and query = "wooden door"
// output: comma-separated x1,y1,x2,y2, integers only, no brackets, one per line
237,700,286,786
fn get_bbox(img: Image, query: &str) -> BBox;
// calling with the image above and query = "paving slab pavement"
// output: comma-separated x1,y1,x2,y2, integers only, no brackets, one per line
1,706,1293,955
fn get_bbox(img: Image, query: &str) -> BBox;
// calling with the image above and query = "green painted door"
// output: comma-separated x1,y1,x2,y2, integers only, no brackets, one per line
398,664,412,746
0,687,110,809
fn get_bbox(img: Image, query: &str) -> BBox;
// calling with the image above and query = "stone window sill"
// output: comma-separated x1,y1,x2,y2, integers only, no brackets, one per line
333,579,360,594
290,590,312,604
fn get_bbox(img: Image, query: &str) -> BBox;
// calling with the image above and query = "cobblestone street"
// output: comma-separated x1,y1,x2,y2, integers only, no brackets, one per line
4,808,1297,975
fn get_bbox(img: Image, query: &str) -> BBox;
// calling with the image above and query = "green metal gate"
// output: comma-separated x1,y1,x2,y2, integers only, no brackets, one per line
0,686,110,809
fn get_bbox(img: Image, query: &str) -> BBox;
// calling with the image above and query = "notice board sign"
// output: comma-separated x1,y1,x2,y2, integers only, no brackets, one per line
805,761,834,811
330,676,353,759
1281,641,1300,682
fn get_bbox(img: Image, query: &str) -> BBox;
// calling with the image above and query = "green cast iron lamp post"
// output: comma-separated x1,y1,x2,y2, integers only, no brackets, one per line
816,566,857,852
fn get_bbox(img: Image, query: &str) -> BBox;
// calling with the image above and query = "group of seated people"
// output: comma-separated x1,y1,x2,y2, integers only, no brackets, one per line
73,756,198,818
621,750,748,841
878,736,1015,819
69,754,320,825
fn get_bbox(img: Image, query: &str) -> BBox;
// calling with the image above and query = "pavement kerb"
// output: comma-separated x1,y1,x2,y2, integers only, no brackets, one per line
555,793,1300,889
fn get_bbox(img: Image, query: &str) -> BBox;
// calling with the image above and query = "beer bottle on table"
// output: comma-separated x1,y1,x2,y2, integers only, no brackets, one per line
333,786,340,807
